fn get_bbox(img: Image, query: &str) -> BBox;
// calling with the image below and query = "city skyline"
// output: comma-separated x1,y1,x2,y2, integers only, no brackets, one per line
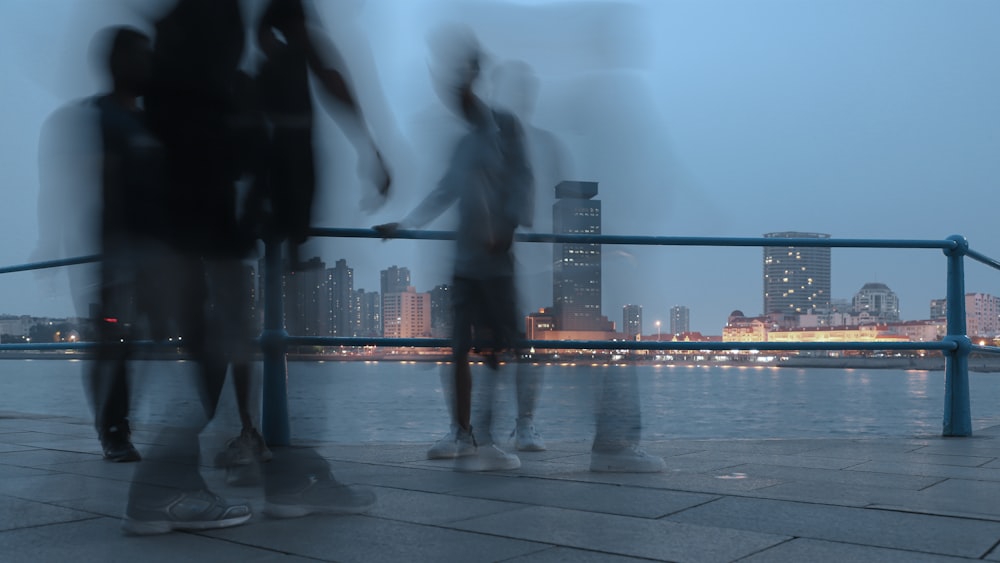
4,1,1000,334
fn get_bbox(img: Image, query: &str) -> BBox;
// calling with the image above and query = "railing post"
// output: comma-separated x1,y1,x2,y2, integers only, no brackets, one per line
943,234,972,437
261,239,291,446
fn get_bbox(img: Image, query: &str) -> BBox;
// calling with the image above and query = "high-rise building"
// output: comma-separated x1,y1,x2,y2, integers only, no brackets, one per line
851,282,899,323
966,293,1000,338
429,284,452,337
622,304,642,340
930,298,947,320
670,305,690,335
380,266,411,336
353,289,381,337
283,256,326,336
324,259,354,337
552,181,613,332
762,232,831,315
382,287,431,339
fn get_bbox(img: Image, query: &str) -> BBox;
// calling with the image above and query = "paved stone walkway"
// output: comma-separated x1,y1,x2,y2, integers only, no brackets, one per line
4,411,1000,562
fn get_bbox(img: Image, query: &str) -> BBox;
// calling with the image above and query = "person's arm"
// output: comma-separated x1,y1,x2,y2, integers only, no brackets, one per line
374,139,466,237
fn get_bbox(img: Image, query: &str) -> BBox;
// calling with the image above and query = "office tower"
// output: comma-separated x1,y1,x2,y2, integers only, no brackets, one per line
283,256,325,336
353,289,381,337
429,283,452,337
382,287,431,339
670,305,690,335
930,298,947,320
380,266,411,335
552,181,613,331
323,259,354,337
622,304,642,340
852,282,899,323
762,232,831,315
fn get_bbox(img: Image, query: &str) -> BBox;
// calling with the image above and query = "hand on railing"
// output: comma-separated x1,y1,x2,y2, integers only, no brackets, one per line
372,222,400,240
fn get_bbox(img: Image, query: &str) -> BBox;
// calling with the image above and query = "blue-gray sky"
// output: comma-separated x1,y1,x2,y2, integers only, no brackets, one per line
2,0,999,334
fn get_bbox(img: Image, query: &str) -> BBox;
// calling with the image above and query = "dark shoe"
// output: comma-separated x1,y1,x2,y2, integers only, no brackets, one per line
121,489,251,535
265,474,376,519
101,423,141,463
214,427,273,468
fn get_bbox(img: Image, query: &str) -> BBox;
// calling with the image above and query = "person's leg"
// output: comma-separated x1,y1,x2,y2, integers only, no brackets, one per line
589,364,664,472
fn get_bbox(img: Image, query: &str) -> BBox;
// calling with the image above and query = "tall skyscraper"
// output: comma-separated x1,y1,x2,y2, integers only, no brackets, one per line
670,305,690,335
622,304,642,340
325,259,354,336
429,284,452,337
380,266,411,336
283,256,326,336
762,232,831,315
353,289,381,337
552,181,613,332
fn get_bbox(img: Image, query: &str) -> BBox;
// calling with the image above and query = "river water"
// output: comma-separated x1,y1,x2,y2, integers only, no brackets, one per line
3,359,1000,444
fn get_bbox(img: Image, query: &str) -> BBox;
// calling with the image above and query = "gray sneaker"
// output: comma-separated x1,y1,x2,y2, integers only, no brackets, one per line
511,417,546,452
121,489,251,535
590,445,665,473
426,427,476,459
265,475,376,519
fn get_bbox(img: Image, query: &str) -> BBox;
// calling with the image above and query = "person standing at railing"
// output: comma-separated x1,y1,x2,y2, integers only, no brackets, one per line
35,26,167,464
376,25,531,471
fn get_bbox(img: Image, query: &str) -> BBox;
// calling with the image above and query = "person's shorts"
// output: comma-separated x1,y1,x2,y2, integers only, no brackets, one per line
451,275,520,357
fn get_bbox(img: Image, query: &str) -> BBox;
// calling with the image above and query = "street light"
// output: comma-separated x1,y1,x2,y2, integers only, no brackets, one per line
655,320,661,341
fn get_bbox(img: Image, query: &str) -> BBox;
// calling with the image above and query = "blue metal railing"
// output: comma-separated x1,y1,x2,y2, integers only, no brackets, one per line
4,231,999,443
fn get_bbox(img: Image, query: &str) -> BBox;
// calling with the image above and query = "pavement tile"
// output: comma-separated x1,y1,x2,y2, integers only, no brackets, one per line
366,487,525,525
740,538,982,563
446,474,719,518
0,517,312,563
0,495,98,532
667,496,1000,558
453,505,789,563
205,512,546,563
848,459,1000,481
870,478,1000,521
559,467,786,494
747,479,926,508
503,546,660,562
672,450,861,470
722,462,943,490
0,448,102,467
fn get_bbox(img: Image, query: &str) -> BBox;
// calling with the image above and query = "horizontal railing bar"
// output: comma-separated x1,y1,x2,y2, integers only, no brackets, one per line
971,345,1000,356
967,249,1000,272
311,227,958,250
0,254,100,275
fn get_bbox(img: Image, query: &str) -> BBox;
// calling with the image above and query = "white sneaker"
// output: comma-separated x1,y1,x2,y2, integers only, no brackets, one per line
426,428,476,459
512,418,546,452
455,444,521,472
590,445,665,473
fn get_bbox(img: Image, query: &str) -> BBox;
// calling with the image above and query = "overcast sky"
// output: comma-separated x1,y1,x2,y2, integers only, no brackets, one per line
2,0,999,334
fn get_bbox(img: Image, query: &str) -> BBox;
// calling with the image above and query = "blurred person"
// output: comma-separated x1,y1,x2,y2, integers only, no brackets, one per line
376,26,531,471
35,26,164,463
122,0,392,534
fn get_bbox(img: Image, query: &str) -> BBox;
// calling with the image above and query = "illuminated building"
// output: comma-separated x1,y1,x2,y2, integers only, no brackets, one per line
670,305,690,335
622,304,642,340
382,287,430,339
762,232,831,316
552,181,613,332
851,282,900,323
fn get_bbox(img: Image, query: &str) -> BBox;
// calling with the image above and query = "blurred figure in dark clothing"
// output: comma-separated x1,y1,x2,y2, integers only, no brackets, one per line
376,26,530,471
254,0,390,269
35,26,164,464
122,0,391,535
